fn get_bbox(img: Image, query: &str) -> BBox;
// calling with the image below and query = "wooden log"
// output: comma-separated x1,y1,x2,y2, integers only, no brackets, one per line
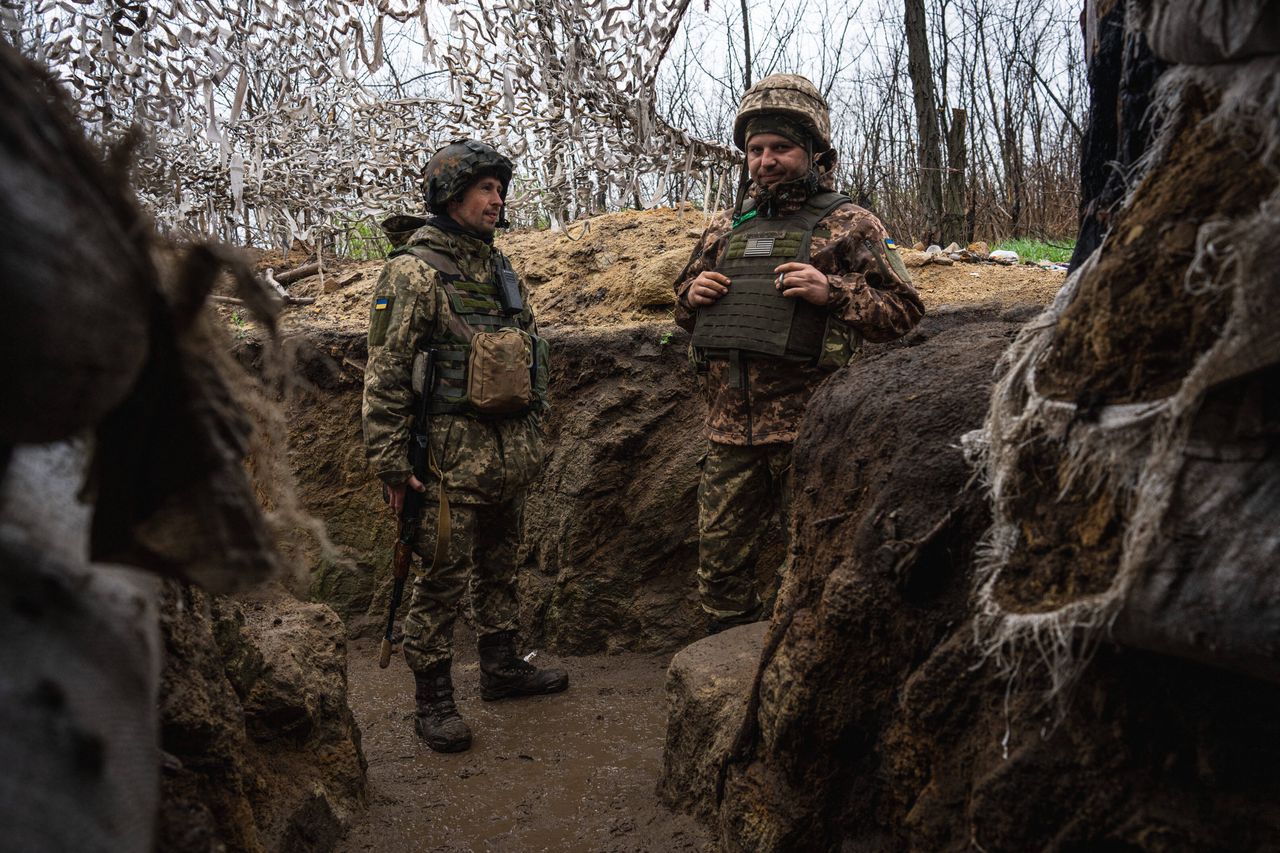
210,291,315,308
274,261,320,284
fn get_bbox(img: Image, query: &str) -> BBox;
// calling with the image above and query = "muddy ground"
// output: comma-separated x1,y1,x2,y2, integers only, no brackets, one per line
338,626,711,852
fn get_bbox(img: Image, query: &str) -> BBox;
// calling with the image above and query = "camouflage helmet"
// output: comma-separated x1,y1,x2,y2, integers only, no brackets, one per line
422,138,514,214
733,74,832,152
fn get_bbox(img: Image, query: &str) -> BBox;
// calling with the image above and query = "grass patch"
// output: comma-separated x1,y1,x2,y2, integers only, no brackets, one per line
993,238,1075,264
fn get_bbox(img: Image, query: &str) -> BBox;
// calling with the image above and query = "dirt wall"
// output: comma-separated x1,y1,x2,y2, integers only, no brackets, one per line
276,321,753,653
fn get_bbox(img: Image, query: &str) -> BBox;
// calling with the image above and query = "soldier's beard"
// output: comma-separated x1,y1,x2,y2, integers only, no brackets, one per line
751,168,826,215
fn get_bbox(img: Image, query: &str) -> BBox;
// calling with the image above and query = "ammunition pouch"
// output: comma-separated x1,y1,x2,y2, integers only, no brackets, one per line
467,328,535,414
413,334,547,416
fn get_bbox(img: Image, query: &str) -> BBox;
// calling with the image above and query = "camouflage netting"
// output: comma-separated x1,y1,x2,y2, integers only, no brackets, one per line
971,13,1280,698
1,0,734,246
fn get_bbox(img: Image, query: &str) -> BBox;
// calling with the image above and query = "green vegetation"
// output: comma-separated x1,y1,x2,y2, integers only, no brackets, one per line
658,331,674,346
229,310,248,340
335,218,391,260
993,238,1075,264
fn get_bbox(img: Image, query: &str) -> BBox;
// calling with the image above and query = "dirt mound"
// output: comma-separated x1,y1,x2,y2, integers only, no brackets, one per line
518,322,727,653
253,207,1066,339
1035,81,1274,404
682,307,1012,850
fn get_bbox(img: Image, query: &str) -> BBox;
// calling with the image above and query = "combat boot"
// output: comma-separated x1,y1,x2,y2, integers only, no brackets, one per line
477,630,569,701
413,660,472,752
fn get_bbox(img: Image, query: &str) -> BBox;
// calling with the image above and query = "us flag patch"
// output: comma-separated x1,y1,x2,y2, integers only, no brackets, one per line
743,236,776,257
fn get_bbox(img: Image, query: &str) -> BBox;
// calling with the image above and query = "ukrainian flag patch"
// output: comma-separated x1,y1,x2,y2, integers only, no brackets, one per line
374,297,389,310
885,237,898,250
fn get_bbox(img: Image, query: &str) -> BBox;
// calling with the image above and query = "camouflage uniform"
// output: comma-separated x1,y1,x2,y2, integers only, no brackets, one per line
363,223,544,672
675,145,924,622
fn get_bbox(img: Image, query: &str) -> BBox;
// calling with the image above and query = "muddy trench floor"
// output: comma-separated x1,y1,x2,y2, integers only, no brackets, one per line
339,626,712,853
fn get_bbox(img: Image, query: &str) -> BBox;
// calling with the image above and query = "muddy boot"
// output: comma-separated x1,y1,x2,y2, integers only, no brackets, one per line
478,630,569,701
413,660,472,753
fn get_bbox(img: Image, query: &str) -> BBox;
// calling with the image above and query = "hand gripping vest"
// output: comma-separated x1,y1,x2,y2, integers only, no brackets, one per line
691,191,851,362
394,243,548,415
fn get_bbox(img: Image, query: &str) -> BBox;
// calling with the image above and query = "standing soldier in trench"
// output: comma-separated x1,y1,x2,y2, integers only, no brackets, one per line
675,75,925,633
363,139,568,753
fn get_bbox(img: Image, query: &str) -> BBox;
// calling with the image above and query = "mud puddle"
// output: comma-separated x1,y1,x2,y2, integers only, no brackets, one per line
339,626,712,852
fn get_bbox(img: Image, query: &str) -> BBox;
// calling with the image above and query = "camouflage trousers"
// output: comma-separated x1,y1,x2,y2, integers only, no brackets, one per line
401,499,521,672
697,441,792,620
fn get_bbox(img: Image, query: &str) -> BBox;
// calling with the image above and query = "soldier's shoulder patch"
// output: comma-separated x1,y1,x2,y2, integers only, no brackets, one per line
374,297,390,311
884,237,898,250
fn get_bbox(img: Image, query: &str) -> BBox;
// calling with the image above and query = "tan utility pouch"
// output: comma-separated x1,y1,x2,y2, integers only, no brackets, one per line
468,327,534,414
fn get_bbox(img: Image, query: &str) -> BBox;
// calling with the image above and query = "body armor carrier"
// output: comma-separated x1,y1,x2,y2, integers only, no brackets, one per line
393,243,548,415
691,191,852,364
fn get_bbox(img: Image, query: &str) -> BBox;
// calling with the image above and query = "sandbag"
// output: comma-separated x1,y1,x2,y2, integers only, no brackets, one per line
971,56,1280,689
0,444,161,853
0,43,152,443
1142,0,1280,64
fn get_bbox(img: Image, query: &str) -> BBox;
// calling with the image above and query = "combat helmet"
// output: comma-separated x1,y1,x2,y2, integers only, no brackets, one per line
422,138,514,215
732,74,832,152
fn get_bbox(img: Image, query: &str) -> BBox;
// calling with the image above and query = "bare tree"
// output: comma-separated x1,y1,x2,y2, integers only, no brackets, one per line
903,0,945,244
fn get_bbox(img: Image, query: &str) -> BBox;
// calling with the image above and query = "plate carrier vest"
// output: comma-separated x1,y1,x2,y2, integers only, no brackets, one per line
392,243,541,415
691,190,852,363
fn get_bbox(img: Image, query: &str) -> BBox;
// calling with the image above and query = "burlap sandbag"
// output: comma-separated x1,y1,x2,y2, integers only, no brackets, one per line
970,55,1280,692
1142,0,1280,65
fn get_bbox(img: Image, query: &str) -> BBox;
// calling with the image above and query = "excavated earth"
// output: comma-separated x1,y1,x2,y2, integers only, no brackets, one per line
215,207,1067,850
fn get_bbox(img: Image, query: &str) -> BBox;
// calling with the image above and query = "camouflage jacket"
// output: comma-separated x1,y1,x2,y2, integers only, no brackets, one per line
362,224,544,504
674,176,924,445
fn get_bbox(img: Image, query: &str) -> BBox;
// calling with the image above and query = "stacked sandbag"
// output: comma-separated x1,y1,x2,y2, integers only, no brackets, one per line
972,5,1280,690
1141,0,1280,65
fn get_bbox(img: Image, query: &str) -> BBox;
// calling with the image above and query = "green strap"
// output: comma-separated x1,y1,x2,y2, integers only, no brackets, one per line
457,279,499,295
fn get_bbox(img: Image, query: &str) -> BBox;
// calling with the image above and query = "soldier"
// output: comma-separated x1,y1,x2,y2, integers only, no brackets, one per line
674,75,925,633
363,139,567,753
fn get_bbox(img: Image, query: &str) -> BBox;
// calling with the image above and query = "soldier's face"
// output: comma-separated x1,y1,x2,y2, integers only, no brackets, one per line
447,176,506,235
746,133,809,188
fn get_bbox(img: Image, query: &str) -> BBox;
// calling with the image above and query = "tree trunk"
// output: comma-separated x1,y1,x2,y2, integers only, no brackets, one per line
943,107,967,245
904,0,944,244
1070,0,1167,269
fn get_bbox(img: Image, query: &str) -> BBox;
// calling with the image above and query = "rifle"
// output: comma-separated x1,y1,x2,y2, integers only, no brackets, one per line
379,348,436,668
